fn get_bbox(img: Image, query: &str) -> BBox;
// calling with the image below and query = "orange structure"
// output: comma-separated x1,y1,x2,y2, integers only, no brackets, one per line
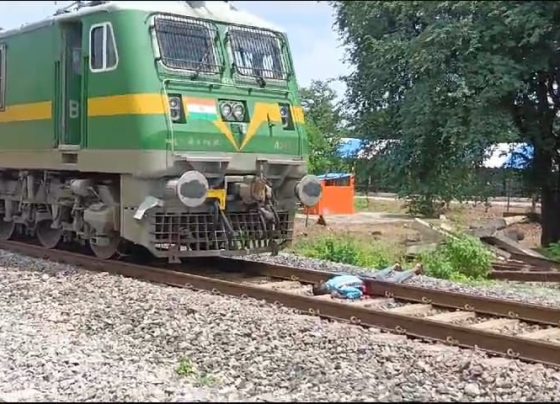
304,173,356,216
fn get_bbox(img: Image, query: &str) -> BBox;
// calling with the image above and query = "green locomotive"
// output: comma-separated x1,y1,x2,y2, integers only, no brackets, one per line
0,1,322,262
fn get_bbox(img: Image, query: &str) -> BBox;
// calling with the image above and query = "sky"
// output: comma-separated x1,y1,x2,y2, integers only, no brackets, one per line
0,1,349,97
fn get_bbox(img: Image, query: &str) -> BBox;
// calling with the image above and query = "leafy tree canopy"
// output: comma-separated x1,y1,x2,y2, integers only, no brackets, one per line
300,79,349,174
332,0,560,245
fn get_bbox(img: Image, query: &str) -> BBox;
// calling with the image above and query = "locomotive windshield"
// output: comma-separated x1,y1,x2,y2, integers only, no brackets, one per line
154,16,221,74
229,27,287,81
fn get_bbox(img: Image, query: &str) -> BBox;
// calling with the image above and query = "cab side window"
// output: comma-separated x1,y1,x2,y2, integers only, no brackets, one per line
0,44,6,111
89,22,118,72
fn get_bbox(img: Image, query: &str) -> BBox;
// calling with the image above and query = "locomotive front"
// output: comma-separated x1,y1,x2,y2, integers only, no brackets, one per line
127,11,322,262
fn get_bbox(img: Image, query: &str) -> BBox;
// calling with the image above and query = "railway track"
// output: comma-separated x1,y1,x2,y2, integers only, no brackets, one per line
491,260,560,282
482,235,560,282
1,239,560,367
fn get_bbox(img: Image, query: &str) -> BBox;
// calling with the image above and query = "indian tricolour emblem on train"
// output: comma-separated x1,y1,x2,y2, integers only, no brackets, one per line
184,98,218,121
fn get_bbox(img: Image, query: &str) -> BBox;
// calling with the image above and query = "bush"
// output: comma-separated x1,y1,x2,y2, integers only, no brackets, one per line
421,234,493,281
295,236,398,270
176,358,196,377
543,242,560,262
405,195,446,218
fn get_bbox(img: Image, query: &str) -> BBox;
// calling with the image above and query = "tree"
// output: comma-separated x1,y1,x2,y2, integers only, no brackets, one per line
332,0,560,245
300,79,349,174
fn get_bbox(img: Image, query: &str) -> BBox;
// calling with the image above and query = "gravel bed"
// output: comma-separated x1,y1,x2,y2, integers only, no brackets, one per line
238,252,560,307
2,250,560,402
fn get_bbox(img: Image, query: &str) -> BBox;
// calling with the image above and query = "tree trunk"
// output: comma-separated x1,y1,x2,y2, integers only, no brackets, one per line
540,186,560,246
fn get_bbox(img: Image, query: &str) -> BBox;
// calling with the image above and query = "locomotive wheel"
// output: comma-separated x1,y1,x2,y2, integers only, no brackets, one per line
89,233,121,260
0,220,16,241
36,220,63,249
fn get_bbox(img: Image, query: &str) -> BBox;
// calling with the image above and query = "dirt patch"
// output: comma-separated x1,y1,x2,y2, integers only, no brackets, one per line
506,222,542,249
294,199,543,251
354,198,408,214
294,218,421,247
444,203,538,229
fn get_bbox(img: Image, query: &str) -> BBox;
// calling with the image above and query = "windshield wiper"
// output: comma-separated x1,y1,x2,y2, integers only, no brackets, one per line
190,48,212,80
255,69,266,88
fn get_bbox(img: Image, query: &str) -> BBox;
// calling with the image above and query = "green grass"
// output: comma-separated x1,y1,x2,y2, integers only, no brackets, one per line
353,197,408,214
194,373,218,387
538,242,560,262
294,232,494,283
294,235,406,270
176,358,196,377
176,357,218,387
419,234,494,281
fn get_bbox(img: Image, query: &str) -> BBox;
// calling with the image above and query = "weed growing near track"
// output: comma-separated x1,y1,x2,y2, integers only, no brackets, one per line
295,233,494,282
420,235,493,281
541,242,560,262
176,357,196,377
294,235,402,270
195,373,218,387
176,357,219,386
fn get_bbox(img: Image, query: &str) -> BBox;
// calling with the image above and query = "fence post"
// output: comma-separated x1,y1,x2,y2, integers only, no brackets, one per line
366,176,371,207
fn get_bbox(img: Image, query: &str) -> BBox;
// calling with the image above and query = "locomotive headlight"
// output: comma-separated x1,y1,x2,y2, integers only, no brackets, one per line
278,103,294,130
168,95,185,123
169,97,180,109
220,102,233,120
170,108,180,121
219,100,248,122
232,103,245,121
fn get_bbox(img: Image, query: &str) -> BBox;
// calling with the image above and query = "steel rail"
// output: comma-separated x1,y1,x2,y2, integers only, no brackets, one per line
220,258,560,326
482,238,560,270
489,260,560,282
492,262,535,271
509,253,560,271
490,270,560,282
1,240,560,367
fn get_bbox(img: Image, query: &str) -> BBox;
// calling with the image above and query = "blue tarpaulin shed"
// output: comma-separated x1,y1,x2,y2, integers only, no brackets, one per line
338,138,365,158
337,138,535,170
316,173,353,180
